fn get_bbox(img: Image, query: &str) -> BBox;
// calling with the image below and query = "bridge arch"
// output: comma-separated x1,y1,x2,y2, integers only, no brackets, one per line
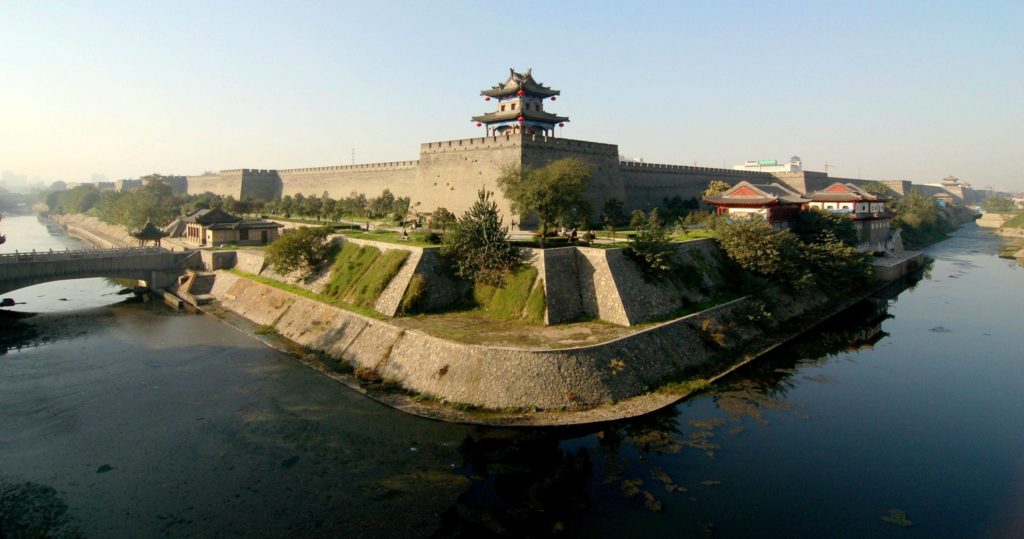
0,247,197,297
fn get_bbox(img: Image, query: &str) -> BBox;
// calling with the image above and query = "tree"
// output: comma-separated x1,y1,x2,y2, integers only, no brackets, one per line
714,216,801,280
982,195,1016,213
440,190,520,286
497,157,592,246
703,180,731,199
601,198,626,227
601,198,626,241
793,208,859,246
265,226,335,276
432,207,456,234
628,209,674,275
629,209,646,229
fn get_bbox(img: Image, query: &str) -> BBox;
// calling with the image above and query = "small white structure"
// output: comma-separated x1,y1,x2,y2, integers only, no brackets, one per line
733,156,802,174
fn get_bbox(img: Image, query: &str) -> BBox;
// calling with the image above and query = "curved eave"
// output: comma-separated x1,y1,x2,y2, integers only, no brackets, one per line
704,197,781,206
472,111,570,123
481,86,560,98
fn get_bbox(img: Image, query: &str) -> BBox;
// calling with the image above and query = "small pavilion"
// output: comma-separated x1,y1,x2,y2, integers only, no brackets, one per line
472,68,569,137
131,220,169,247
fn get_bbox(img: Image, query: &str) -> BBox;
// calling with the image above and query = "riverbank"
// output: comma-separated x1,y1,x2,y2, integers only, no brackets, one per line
47,212,926,426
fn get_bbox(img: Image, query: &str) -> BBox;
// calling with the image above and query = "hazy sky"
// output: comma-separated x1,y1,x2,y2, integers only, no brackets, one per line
2,1,1021,190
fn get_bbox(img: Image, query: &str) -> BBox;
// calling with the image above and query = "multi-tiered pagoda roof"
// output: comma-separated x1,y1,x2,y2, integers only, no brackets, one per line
472,68,568,137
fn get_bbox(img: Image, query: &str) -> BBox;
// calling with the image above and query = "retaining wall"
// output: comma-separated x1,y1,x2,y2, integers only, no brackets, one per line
543,240,722,326
214,274,750,409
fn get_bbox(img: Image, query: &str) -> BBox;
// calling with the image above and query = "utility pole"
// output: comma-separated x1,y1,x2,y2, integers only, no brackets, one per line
351,148,355,166
824,162,835,175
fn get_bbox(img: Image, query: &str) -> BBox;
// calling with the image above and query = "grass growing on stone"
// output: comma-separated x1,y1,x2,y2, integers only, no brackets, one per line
322,243,410,308
399,273,426,314
473,266,539,320
525,279,547,323
227,269,386,320
658,378,712,395
1002,212,1024,229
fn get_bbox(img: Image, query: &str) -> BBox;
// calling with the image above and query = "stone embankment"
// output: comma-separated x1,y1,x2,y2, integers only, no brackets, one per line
50,214,135,248
977,213,1011,228
51,213,929,425
211,271,749,413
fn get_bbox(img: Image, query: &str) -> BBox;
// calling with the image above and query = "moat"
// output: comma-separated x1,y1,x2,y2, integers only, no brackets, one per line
2,214,1022,537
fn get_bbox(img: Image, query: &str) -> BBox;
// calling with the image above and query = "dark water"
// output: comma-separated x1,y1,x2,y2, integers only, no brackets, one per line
2,216,1022,537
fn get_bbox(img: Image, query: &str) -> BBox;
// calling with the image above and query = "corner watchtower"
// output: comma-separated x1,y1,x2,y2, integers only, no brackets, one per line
472,68,568,137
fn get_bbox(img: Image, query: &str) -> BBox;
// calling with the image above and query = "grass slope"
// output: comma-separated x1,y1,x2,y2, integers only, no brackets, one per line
322,243,410,308
473,266,543,321
1002,212,1024,229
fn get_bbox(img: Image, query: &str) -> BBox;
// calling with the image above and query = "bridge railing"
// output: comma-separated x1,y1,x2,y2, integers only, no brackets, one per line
0,246,189,264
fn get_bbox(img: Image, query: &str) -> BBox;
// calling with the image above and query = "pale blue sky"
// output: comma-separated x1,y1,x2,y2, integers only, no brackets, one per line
1,1,1021,190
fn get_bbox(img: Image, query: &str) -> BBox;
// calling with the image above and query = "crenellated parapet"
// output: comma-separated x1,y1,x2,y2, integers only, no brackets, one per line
278,161,419,175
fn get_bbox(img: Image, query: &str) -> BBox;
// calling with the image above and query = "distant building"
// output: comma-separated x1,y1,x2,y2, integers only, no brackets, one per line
733,156,802,174
178,208,283,247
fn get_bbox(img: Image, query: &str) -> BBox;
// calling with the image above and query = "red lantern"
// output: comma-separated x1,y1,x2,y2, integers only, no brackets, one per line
476,122,482,127
559,123,564,127
551,96,556,101
485,96,491,101
517,116,525,122
516,89,525,96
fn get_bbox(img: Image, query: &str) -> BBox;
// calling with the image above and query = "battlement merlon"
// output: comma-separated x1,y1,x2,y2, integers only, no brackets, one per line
619,161,775,177
419,134,618,156
278,161,419,175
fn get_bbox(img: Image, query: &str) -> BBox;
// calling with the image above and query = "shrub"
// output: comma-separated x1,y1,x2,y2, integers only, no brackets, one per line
628,208,674,276
266,226,335,276
441,190,521,286
714,217,801,281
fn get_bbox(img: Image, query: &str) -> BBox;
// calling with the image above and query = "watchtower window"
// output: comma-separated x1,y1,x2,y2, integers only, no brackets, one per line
511,103,516,110
501,104,506,111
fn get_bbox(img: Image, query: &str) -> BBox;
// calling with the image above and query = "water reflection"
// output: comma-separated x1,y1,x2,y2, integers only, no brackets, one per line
432,273,923,537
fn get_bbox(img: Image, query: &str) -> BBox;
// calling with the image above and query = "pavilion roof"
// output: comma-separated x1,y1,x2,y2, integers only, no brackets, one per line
131,220,169,239
481,68,560,98
205,220,284,231
807,182,886,202
183,207,242,224
472,108,569,124
704,181,808,206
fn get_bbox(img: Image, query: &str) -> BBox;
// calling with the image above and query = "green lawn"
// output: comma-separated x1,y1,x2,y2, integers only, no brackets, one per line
1002,212,1024,229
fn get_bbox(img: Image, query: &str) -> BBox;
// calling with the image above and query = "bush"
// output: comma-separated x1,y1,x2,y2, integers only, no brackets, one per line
265,226,335,276
441,190,521,286
714,217,801,280
628,209,674,276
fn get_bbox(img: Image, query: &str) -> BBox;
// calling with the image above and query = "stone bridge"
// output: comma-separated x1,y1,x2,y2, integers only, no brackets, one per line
0,246,198,296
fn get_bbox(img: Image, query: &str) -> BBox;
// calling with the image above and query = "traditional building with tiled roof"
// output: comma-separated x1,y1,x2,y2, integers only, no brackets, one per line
473,68,568,137
806,182,893,252
181,208,283,246
703,181,808,228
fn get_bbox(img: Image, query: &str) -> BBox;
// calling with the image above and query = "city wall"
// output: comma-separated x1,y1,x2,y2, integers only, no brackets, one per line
620,162,772,210
181,133,973,225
